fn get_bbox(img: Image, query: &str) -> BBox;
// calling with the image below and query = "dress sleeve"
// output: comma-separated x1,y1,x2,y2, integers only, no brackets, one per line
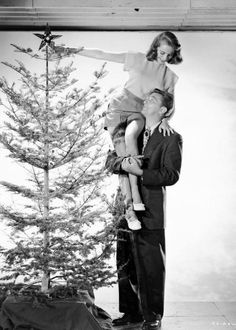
123,51,146,72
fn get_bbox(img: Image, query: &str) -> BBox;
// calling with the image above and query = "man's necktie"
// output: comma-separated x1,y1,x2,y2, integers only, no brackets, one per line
142,128,151,154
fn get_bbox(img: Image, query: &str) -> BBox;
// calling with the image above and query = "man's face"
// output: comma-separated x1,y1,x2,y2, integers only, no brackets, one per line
142,92,164,118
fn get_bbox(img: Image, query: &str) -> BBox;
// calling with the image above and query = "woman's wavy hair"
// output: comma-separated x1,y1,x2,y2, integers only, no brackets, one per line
146,31,183,64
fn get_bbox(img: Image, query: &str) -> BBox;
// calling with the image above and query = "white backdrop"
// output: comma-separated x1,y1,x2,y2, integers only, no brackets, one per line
0,31,236,303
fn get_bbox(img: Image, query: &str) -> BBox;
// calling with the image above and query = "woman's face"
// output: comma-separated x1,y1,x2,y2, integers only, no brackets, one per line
156,41,174,63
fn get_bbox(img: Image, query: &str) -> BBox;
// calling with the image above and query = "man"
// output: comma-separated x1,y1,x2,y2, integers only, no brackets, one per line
106,88,183,330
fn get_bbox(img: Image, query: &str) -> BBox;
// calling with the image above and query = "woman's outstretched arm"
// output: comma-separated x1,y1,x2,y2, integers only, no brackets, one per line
51,43,126,63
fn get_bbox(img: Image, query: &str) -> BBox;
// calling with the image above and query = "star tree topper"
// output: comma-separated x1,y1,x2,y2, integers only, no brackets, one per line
34,24,62,50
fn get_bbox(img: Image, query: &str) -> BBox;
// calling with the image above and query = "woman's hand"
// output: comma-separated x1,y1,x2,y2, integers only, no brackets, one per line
159,118,174,137
50,41,63,52
50,42,84,56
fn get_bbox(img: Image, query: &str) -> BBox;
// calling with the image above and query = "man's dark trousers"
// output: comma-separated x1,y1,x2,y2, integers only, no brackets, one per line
117,219,165,322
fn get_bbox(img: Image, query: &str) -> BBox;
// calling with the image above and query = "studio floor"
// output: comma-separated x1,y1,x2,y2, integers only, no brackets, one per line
100,302,236,330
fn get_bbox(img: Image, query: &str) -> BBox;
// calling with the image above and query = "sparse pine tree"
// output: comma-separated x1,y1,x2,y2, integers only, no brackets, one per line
0,32,120,294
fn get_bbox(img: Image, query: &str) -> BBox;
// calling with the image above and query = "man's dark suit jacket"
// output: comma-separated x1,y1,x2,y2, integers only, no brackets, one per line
106,126,183,229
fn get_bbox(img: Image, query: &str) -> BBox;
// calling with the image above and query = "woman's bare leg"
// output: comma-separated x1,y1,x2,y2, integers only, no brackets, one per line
125,119,145,210
108,126,141,230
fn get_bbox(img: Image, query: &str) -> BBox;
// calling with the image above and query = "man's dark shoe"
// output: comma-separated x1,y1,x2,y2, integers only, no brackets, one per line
142,320,162,330
112,313,143,327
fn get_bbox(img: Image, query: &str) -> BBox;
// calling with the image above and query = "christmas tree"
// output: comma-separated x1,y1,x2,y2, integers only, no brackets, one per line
0,27,119,294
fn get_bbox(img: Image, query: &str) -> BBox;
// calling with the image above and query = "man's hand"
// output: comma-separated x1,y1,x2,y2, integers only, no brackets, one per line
132,155,143,167
121,157,143,176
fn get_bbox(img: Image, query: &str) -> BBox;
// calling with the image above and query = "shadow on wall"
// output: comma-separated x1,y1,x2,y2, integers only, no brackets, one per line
166,224,236,301
167,271,236,302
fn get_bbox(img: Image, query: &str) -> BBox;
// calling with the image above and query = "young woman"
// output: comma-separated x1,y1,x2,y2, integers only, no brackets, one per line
52,31,183,230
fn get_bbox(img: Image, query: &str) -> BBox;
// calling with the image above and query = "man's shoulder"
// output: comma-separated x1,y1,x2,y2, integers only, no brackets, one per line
164,130,183,144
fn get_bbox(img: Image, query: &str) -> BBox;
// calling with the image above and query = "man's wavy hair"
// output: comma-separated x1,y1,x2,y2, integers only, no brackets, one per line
151,88,174,112
146,31,183,64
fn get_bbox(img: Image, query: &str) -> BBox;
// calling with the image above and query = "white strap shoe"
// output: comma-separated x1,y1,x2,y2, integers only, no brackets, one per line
126,209,142,230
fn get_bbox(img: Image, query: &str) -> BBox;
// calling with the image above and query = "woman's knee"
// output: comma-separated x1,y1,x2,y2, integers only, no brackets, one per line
125,119,144,142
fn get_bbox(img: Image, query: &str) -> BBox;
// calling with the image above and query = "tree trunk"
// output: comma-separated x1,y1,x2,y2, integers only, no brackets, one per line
41,44,50,293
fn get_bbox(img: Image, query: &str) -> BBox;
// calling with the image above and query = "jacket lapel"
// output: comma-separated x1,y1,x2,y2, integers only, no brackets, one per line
143,126,164,159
